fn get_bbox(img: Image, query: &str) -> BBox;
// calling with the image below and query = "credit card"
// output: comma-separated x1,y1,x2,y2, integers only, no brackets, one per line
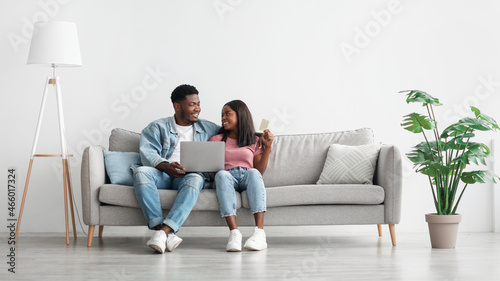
259,119,269,131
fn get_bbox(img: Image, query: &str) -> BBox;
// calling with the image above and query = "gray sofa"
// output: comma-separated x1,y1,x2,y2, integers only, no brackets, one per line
81,127,402,247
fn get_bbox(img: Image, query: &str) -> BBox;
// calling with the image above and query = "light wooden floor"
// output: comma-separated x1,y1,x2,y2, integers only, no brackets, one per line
7,226,500,281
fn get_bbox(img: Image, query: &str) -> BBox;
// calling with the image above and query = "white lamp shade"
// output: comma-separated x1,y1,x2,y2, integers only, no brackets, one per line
27,21,82,67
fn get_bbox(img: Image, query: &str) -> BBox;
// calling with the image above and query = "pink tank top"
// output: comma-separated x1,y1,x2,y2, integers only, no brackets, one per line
209,134,263,170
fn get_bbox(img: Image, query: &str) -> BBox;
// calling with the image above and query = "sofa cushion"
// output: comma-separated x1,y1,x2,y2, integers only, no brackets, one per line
102,151,141,186
99,185,241,211
109,128,141,152
317,143,382,185
262,128,374,188
241,184,384,208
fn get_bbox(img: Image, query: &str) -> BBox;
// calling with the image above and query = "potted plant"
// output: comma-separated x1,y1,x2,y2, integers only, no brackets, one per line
400,90,499,248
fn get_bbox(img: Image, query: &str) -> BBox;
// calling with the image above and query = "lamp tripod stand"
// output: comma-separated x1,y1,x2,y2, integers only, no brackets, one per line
14,65,77,245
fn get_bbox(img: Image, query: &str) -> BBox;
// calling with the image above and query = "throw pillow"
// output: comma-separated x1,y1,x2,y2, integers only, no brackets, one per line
103,150,141,185
109,128,141,152
317,143,382,185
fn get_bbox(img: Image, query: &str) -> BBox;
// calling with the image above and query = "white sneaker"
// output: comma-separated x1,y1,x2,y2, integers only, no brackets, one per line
244,227,267,251
226,229,242,252
146,230,167,254
166,234,183,252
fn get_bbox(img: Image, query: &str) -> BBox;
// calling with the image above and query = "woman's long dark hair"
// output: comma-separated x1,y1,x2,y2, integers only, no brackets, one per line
219,100,256,147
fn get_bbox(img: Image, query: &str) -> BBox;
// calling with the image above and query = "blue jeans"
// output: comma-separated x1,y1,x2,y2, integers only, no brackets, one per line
214,167,267,217
133,166,204,233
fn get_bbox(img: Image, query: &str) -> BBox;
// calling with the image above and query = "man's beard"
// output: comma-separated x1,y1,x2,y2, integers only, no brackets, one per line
181,111,198,124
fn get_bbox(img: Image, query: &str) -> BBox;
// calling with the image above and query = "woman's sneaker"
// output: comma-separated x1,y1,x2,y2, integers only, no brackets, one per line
146,230,167,254
166,234,183,252
244,227,267,251
226,229,242,252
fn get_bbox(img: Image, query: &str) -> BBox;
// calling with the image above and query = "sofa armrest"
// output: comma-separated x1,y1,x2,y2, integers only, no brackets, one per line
374,144,403,224
81,145,106,226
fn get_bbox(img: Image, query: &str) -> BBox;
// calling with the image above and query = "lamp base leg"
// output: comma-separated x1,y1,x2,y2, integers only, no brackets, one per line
14,159,34,243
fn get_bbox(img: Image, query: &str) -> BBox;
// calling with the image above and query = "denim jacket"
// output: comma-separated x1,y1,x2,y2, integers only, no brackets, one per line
139,116,221,168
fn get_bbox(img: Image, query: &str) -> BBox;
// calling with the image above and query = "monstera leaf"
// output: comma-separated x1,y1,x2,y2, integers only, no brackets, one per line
471,106,500,130
459,117,493,131
400,90,442,106
441,123,469,139
461,170,499,184
406,141,443,166
401,113,436,133
465,143,490,165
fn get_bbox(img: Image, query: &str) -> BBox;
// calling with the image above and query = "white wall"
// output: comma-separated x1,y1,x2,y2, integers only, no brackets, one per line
1,0,500,233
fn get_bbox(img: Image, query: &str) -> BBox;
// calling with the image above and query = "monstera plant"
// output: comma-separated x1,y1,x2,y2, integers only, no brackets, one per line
401,90,499,216
401,90,500,248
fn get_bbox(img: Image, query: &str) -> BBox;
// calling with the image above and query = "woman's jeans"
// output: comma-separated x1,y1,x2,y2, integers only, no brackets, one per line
133,166,205,233
215,167,267,217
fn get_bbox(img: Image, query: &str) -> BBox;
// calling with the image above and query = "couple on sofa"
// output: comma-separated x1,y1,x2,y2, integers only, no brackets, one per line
133,84,274,254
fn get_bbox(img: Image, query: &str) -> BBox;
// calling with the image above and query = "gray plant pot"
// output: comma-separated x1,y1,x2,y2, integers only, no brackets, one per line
425,213,462,249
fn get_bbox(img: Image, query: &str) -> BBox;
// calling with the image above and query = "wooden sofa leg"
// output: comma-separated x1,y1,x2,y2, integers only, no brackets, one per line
388,224,396,246
99,225,104,238
87,225,95,247
377,224,382,236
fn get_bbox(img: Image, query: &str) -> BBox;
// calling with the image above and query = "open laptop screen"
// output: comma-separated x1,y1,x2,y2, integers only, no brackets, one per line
180,141,225,172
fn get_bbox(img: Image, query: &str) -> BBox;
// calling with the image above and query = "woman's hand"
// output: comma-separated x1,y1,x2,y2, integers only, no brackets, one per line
261,129,274,150
254,129,274,175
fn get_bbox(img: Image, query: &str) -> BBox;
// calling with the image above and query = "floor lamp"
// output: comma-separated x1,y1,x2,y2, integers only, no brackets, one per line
15,21,82,245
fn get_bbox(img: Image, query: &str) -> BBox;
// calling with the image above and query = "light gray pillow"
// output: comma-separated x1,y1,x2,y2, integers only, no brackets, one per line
317,143,382,185
109,128,141,152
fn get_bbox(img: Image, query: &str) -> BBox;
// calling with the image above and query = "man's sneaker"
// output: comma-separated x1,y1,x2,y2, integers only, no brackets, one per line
226,229,242,252
166,234,183,252
146,230,167,254
244,227,267,251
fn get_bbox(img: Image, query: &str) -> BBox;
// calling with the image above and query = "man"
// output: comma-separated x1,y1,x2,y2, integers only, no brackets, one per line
133,84,220,254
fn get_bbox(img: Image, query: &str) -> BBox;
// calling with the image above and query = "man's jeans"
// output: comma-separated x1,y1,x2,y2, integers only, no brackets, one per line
214,167,267,217
133,166,204,233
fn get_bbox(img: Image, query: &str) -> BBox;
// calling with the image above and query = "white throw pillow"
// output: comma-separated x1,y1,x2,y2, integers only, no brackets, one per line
317,143,382,185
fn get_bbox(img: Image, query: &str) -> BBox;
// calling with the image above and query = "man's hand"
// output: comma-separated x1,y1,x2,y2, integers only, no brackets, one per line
156,161,186,178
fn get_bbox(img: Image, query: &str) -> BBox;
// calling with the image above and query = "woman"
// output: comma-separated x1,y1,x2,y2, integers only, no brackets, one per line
209,100,274,252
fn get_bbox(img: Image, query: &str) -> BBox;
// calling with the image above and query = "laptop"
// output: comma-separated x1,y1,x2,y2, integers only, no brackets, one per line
180,141,225,172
